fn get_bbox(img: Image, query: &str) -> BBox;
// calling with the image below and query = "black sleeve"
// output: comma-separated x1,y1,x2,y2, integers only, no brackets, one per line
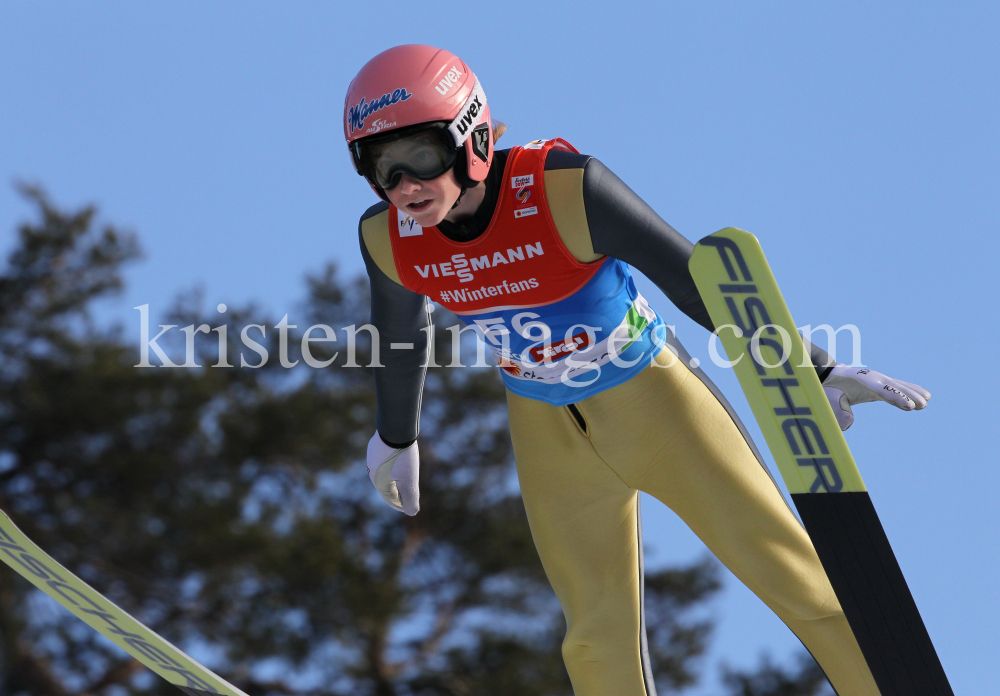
358,204,431,447
545,151,836,380
579,156,716,333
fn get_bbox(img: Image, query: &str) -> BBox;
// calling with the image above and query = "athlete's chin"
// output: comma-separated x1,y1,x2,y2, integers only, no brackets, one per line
409,205,448,228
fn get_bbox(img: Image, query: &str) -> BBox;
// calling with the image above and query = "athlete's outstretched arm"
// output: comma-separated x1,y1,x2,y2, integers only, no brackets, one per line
580,156,715,333
359,205,429,448
546,150,835,378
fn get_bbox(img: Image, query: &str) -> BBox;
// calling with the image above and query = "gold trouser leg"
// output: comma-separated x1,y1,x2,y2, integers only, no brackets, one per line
508,350,880,696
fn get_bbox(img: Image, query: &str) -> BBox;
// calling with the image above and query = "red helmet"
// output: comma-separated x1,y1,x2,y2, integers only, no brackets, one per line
344,45,493,197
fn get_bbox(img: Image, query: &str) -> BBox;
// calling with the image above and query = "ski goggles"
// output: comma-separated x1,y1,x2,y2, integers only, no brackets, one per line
350,122,458,191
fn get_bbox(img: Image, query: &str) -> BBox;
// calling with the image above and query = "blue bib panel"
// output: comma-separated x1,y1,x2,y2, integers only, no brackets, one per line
459,259,666,406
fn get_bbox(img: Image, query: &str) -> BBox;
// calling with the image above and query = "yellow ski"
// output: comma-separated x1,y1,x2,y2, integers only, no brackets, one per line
0,508,248,696
690,228,951,696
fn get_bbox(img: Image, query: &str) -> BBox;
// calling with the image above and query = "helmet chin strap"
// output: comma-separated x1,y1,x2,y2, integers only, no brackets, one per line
451,186,467,210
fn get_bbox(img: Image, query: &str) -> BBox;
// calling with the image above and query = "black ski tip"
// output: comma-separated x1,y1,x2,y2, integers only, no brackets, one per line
792,492,953,696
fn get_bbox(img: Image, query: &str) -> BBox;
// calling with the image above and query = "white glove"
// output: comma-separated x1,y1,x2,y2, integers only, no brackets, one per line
822,364,931,431
366,433,420,516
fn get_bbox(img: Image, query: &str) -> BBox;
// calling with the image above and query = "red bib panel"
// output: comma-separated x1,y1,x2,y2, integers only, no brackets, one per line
388,139,604,314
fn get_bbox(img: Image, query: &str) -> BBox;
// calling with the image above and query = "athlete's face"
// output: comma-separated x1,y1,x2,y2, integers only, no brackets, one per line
385,169,463,228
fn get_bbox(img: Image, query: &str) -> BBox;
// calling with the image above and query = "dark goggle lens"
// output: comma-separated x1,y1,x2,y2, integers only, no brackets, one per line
373,141,454,189
355,127,458,190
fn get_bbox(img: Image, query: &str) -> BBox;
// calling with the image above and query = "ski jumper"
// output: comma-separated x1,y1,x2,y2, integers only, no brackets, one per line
359,140,880,696
389,139,664,405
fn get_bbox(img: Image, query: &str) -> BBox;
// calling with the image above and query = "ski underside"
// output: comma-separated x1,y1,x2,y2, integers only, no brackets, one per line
0,508,247,696
689,228,952,696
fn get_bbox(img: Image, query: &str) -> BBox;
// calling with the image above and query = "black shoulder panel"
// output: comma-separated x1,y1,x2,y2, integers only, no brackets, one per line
544,147,592,171
361,199,390,222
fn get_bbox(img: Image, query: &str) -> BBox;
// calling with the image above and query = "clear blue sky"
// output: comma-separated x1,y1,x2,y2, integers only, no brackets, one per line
2,2,997,693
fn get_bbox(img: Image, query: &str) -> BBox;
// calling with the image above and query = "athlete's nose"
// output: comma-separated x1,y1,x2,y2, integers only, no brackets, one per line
398,173,422,195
